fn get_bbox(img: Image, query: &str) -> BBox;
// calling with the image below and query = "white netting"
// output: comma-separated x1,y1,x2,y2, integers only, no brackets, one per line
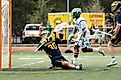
2,0,10,68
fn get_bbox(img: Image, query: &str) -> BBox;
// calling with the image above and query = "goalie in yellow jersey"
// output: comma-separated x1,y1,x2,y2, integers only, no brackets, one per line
34,24,82,70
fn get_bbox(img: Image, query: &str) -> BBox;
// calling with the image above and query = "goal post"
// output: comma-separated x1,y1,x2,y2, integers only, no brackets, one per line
0,0,12,70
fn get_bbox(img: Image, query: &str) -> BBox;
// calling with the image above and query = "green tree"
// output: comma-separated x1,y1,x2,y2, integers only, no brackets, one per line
85,0,104,13
27,0,55,24
49,0,67,12
12,0,113,34
100,0,114,12
13,0,36,32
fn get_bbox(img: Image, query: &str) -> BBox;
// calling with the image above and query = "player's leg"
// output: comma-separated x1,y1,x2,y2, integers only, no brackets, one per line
62,61,82,70
81,47,104,56
93,47,105,56
81,38,105,56
72,44,80,65
106,35,121,67
107,41,117,67
51,58,82,70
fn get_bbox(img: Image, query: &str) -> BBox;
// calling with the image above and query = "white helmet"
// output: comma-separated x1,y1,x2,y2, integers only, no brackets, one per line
71,8,82,19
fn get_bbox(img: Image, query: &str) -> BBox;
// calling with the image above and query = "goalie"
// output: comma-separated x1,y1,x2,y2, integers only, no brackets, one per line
68,8,105,65
34,25,82,70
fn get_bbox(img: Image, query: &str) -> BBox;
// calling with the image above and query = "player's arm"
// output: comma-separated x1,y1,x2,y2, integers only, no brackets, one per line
109,15,121,36
34,43,44,53
114,15,121,33
55,38,63,44
68,25,77,42
114,24,120,33
34,39,46,52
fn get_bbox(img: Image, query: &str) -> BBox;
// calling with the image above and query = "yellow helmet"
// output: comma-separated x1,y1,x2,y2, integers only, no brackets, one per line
111,1,121,12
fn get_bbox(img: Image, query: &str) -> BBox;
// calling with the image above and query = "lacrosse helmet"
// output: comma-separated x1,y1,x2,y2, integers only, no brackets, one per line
111,1,121,12
39,24,49,39
71,8,82,19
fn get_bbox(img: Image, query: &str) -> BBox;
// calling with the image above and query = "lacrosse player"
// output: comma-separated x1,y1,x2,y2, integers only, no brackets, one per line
107,1,121,67
68,8,105,65
34,25,82,70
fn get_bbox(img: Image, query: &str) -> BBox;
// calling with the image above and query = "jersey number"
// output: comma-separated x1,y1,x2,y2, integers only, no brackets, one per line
48,42,57,49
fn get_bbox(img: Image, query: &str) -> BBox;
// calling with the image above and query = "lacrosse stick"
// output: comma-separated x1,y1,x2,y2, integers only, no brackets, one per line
34,42,45,53
92,29,112,36
34,34,53,53
53,22,73,53
92,29,112,46
53,22,67,32
65,25,74,53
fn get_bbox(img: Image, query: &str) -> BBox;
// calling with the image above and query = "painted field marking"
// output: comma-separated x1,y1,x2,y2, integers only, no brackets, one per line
13,59,49,68
19,57,46,60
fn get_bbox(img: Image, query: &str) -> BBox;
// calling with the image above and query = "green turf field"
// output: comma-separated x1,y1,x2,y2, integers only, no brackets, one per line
0,51,121,80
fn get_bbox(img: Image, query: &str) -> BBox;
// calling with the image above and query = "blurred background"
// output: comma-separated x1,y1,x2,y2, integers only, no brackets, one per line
12,0,115,44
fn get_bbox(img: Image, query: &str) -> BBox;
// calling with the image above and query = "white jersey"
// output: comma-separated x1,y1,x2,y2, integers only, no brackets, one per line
74,17,90,48
75,17,88,31
74,17,90,40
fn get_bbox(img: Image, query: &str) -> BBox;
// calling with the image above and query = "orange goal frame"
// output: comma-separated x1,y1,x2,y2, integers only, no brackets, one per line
0,0,12,70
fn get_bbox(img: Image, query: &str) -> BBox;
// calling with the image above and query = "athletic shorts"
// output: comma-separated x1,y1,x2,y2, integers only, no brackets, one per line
51,56,68,68
111,33,121,44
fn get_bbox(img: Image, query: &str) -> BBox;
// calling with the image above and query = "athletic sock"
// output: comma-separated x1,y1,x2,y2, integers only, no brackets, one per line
111,57,116,61
73,58,78,65
92,47,99,52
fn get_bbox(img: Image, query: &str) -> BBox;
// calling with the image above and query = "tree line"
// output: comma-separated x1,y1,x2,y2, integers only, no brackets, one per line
12,0,115,34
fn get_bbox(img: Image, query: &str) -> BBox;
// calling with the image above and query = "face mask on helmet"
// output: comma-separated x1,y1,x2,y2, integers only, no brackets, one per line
39,25,49,39
40,30,50,39
71,8,82,19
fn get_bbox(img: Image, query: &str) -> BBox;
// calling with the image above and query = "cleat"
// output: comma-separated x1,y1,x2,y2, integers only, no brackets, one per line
98,47,105,56
49,66,54,69
98,50,105,56
107,60,117,67
79,64,83,70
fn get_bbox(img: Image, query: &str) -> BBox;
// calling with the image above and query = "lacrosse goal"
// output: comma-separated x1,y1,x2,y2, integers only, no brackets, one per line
0,0,12,70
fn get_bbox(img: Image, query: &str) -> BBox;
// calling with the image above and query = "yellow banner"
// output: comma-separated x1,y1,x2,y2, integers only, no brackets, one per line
48,13,70,40
48,13,105,40
81,13,105,29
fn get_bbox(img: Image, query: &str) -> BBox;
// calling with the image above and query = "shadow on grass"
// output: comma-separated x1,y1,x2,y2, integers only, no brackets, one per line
2,66,120,72
2,68,54,72
2,67,84,72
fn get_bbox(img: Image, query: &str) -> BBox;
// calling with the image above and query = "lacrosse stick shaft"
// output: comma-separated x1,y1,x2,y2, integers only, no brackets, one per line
34,43,44,52
92,29,112,36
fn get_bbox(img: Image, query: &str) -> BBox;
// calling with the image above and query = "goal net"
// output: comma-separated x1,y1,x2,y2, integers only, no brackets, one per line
0,0,12,70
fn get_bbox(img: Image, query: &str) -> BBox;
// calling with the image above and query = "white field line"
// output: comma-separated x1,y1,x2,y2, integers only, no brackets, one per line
12,56,121,69
0,70,84,74
19,57,46,60
13,60,49,68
